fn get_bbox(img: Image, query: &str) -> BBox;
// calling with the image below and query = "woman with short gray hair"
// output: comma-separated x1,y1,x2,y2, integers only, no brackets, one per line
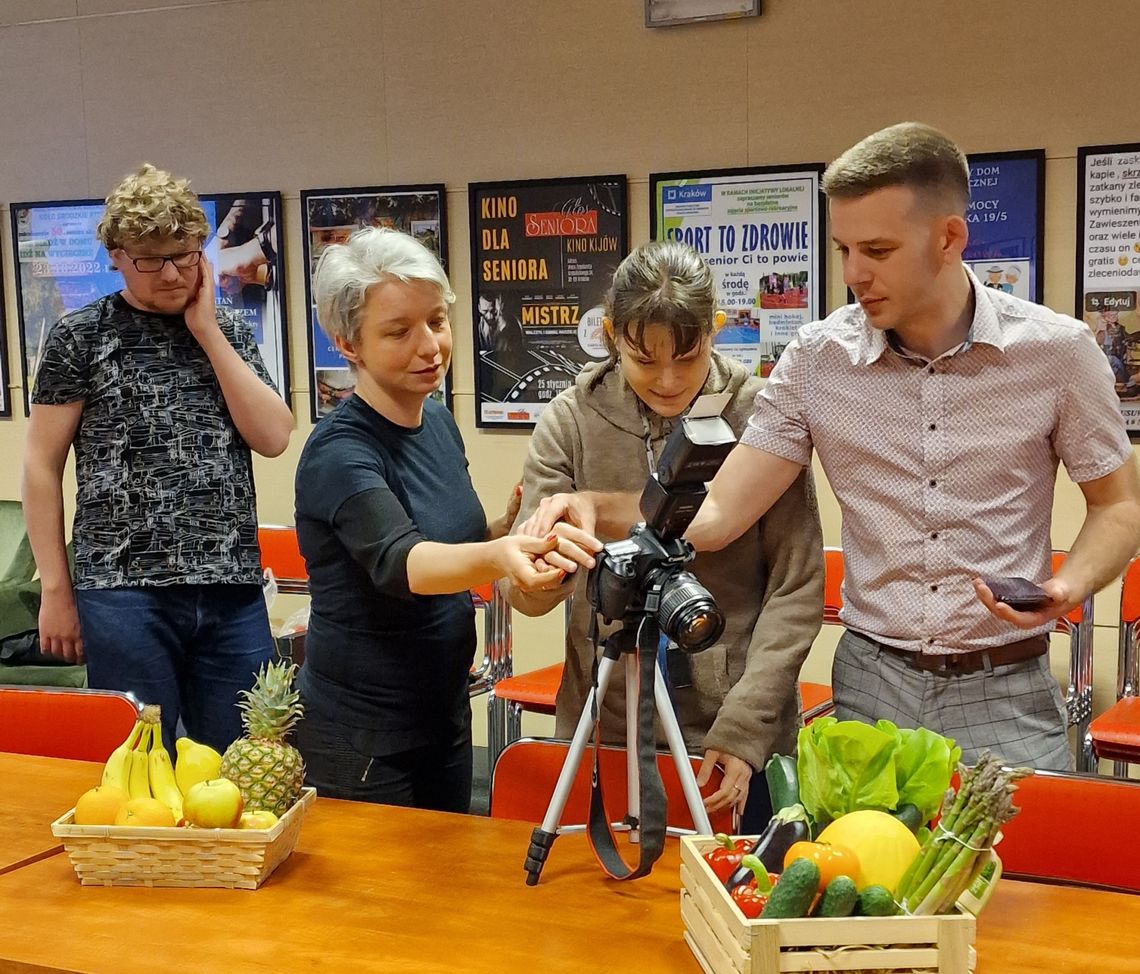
293,227,583,811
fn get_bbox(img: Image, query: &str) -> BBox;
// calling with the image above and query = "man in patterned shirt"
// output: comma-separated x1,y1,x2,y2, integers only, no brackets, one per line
22,165,294,752
687,123,1140,769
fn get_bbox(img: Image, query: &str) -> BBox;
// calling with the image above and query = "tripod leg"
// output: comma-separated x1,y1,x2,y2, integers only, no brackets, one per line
524,654,619,885
625,652,640,844
654,659,714,835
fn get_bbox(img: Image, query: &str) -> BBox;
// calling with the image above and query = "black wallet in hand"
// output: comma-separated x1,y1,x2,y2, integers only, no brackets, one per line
980,575,1052,611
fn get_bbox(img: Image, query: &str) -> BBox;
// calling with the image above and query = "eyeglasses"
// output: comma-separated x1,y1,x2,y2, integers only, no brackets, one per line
122,250,203,273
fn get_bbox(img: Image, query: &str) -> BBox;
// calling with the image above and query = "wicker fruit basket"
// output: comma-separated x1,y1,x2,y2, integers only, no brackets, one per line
680,835,977,974
50,787,316,889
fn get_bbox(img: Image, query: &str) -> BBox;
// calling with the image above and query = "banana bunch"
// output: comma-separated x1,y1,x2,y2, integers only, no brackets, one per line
100,704,183,820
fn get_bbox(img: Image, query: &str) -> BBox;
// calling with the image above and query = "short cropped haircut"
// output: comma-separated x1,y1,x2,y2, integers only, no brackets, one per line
822,122,970,216
604,240,716,360
313,227,455,348
96,164,209,251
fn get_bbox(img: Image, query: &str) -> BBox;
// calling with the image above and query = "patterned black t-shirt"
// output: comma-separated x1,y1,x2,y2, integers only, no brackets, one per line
32,292,277,590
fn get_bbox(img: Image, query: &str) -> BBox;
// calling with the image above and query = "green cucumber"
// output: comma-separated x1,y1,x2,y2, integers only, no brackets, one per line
759,857,820,919
764,754,800,813
812,875,858,917
856,885,899,917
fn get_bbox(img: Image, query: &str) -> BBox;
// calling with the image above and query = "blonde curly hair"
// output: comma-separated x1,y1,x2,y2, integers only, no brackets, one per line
96,164,209,251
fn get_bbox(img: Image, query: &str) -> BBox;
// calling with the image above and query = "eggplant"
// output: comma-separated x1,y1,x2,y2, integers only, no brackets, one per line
723,803,811,890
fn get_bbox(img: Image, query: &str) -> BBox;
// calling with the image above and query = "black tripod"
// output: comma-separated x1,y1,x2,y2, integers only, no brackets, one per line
522,613,714,886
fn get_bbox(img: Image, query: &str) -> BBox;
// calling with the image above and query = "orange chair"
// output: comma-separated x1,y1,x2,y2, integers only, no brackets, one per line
798,546,844,724
822,546,844,626
468,582,506,698
486,596,571,764
1050,551,1096,771
0,687,141,761
1089,556,1140,775
489,737,734,835
258,524,309,666
257,524,309,595
996,770,1140,892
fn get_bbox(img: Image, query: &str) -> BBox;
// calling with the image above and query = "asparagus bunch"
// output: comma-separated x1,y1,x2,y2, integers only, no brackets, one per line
895,753,1031,915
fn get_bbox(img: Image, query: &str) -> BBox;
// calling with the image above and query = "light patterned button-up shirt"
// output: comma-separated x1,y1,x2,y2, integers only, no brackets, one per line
743,268,1132,654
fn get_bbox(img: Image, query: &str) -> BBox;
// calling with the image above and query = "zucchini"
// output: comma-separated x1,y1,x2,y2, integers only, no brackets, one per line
856,884,899,917
812,875,858,918
764,754,800,813
890,803,923,833
759,857,820,919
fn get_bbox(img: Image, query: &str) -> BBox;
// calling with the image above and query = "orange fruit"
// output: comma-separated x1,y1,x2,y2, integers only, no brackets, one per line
114,797,176,828
74,785,129,825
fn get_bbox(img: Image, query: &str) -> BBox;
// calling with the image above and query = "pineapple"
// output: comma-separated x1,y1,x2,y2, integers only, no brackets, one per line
220,661,305,816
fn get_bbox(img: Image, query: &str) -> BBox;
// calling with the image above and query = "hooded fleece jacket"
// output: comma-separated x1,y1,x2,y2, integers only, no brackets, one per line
510,350,824,771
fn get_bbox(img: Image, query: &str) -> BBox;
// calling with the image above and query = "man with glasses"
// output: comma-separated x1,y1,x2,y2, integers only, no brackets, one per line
22,164,294,753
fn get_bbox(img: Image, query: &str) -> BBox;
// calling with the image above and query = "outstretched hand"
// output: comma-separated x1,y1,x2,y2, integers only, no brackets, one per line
697,750,752,815
516,491,598,540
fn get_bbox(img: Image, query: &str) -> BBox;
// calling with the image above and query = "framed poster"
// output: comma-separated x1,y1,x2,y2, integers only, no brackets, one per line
470,174,628,428
10,192,289,416
0,267,9,417
300,184,449,422
963,149,1045,303
650,164,826,377
645,0,760,27
1077,142,1140,433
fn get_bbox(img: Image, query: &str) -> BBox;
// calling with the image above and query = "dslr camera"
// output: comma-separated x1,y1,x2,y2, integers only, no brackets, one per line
586,413,734,653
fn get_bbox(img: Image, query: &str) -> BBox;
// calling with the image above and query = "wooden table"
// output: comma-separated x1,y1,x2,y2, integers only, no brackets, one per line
1,755,1138,973
0,753,99,875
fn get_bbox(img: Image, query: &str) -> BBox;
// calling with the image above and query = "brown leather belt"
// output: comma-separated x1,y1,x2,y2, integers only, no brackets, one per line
852,632,1049,675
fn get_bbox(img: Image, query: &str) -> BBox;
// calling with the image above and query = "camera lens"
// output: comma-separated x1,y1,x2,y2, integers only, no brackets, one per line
656,570,725,653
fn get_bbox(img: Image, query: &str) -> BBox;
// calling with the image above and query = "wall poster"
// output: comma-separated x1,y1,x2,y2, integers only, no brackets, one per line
963,149,1045,303
1077,142,1140,433
469,174,628,428
650,164,825,377
0,267,9,417
300,184,449,422
10,193,289,415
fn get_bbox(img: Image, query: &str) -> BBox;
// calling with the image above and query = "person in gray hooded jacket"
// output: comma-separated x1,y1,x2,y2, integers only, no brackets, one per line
510,241,824,829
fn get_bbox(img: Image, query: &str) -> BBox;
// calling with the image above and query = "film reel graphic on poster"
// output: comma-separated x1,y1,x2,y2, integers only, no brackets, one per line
470,174,629,429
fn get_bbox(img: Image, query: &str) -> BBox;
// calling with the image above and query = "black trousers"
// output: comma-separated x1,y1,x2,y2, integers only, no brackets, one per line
295,705,473,813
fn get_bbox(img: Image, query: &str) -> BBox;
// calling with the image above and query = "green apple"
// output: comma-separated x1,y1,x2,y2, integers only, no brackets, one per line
238,810,279,830
182,778,244,828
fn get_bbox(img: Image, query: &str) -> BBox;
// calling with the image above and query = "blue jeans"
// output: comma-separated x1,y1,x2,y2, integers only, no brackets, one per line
75,584,275,755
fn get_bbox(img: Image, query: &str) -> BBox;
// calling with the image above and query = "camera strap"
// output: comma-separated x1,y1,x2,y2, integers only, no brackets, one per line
586,613,668,880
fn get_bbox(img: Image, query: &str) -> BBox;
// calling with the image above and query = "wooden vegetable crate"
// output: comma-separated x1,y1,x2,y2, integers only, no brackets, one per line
50,788,316,889
680,835,976,974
